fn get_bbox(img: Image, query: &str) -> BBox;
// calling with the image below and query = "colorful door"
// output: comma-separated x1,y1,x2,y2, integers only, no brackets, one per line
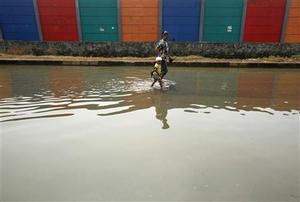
162,0,201,42
202,0,244,42
120,0,159,42
0,0,40,41
37,0,79,41
284,0,300,43
78,0,119,42
243,0,286,42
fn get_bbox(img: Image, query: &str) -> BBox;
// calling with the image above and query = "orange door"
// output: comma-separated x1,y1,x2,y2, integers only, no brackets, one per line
285,0,300,43
121,0,159,42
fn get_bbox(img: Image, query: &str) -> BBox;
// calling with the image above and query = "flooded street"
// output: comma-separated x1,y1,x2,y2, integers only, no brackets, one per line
0,65,299,201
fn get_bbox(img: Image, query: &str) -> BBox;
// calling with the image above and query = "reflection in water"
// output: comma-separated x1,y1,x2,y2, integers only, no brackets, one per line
0,66,299,127
152,90,170,129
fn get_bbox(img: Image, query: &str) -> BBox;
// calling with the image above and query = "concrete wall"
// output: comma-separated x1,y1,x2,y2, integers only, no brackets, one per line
0,41,300,58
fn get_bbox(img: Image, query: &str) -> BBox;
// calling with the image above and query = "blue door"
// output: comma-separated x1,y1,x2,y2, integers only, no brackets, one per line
0,0,39,41
162,0,201,42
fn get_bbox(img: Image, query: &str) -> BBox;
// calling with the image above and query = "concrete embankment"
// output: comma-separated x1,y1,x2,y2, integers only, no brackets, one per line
0,55,299,68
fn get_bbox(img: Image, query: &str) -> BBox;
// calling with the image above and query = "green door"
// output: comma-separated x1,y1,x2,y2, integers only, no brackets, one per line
202,0,244,42
78,0,119,42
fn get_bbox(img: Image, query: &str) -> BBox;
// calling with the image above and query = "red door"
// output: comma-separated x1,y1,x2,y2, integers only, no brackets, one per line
243,0,286,42
37,0,79,41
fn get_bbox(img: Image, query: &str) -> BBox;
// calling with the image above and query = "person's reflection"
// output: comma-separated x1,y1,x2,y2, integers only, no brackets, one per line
151,90,170,129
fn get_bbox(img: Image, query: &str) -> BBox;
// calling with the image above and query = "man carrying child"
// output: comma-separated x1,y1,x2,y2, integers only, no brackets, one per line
151,31,173,89
156,31,173,79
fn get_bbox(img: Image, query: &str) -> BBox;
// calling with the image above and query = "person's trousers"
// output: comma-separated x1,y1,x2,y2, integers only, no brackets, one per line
161,60,168,78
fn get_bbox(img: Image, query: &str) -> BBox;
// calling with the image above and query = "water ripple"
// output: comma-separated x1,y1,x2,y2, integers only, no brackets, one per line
0,71,298,123
0,77,177,122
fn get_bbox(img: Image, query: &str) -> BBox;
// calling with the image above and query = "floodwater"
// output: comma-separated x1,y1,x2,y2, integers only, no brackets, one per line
0,65,299,201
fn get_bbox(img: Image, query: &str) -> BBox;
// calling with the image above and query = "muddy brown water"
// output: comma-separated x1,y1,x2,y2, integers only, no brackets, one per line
0,65,299,201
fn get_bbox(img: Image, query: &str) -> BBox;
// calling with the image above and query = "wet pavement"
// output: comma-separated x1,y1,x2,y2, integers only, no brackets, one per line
0,65,299,201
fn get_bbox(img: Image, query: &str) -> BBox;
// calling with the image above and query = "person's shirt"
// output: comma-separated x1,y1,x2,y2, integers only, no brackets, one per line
156,39,169,60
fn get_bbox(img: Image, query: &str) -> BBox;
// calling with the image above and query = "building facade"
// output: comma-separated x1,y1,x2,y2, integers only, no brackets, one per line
0,0,299,43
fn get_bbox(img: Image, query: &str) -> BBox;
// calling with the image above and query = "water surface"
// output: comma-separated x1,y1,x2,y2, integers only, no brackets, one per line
0,65,299,201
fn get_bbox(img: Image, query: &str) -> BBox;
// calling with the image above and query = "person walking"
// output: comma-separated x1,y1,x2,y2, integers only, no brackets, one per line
156,31,173,79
